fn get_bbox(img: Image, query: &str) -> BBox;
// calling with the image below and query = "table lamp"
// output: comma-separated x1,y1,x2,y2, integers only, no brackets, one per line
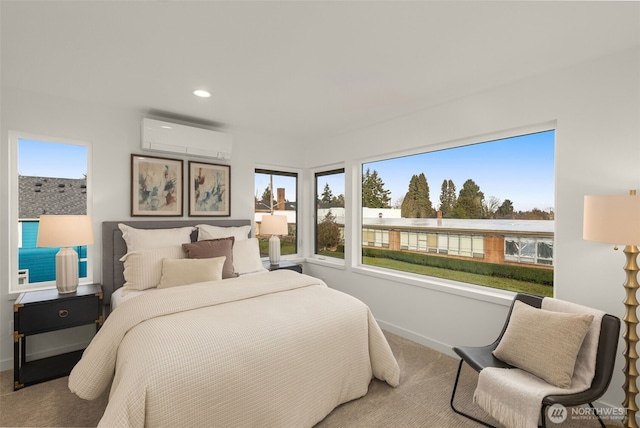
584,190,640,428
36,215,94,294
261,214,288,265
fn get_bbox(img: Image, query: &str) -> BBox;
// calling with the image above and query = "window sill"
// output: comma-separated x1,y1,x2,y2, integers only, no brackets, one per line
351,264,515,307
305,257,345,270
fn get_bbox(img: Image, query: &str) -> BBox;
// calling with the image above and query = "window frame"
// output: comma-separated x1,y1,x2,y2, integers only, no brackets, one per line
254,167,300,260
354,122,556,297
314,167,346,260
8,131,93,294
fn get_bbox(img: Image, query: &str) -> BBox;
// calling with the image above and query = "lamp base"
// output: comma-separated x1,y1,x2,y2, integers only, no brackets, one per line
56,247,79,294
268,235,281,265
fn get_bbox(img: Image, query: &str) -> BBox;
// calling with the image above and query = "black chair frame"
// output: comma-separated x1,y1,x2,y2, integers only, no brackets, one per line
450,293,620,428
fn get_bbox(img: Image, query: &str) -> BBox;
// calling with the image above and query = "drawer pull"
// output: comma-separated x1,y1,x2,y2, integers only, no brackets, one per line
58,309,69,318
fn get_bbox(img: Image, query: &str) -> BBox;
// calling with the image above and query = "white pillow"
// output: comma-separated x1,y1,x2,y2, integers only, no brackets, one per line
232,238,267,275
119,224,195,252
158,257,226,289
197,224,251,242
120,246,185,294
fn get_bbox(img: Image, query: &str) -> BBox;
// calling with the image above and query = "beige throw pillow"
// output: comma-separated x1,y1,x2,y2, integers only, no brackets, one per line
492,300,594,388
158,257,226,289
120,246,185,293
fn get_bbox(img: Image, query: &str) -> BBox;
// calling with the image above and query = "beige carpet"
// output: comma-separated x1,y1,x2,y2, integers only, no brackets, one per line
0,332,615,427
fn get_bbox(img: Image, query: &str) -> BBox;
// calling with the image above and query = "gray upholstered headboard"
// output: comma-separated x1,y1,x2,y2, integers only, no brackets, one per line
102,219,252,306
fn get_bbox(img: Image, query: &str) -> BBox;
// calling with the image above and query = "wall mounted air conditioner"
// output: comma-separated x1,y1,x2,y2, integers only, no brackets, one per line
141,118,232,160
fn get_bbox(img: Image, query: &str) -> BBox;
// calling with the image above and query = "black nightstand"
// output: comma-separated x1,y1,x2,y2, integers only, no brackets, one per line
13,284,103,390
263,260,303,274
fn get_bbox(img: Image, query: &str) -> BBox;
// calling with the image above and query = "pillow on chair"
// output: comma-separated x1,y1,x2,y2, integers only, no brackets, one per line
493,300,594,388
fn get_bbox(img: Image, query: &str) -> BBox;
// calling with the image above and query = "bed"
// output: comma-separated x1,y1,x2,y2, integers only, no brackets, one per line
69,220,400,427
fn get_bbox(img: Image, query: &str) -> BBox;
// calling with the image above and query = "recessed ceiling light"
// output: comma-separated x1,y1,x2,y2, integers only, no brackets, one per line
193,89,211,98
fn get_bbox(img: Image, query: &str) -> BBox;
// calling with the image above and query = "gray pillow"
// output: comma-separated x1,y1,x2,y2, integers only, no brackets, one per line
182,237,238,279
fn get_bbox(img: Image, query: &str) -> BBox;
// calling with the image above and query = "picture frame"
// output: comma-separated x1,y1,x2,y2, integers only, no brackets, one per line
131,154,183,216
188,161,231,217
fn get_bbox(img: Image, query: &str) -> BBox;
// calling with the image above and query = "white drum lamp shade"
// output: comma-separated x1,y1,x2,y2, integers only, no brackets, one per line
36,215,94,294
583,193,640,245
261,215,288,265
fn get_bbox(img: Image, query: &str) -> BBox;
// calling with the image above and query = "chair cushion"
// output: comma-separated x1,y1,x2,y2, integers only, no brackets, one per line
492,300,594,388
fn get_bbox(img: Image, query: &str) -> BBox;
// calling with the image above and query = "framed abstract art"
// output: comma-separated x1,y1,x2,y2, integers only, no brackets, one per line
131,154,183,216
189,161,231,217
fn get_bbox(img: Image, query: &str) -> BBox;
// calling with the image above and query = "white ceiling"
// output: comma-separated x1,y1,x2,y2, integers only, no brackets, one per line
2,1,639,141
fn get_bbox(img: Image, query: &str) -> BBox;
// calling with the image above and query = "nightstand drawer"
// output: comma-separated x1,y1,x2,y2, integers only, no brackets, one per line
16,296,101,334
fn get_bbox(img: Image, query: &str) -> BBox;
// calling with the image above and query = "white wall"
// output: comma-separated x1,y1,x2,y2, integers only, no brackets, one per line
302,47,640,408
0,87,300,370
1,47,638,410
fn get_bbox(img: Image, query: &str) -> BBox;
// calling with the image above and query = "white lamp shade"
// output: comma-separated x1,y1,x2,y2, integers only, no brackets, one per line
37,215,95,248
261,215,288,236
583,193,640,245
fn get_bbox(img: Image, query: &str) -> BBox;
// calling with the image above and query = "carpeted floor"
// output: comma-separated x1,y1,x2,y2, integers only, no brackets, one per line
0,332,616,427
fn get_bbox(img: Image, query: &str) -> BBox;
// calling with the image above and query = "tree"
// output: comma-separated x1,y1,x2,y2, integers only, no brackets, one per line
497,199,514,218
453,179,485,218
332,194,345,207
362,168,391,208
260,185,276,208
415,173,433,217
483,196,501,219
320,183,333,205
317,210,341,251
401,173,433,218
439,179,456,217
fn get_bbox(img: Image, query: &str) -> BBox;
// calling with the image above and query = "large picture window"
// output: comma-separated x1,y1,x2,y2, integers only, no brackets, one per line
255,168,298,258
360,129,555,297
10,133,91,292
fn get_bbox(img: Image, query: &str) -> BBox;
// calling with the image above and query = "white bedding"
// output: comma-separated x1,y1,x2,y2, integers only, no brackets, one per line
111,268,269,311
70,270,400,427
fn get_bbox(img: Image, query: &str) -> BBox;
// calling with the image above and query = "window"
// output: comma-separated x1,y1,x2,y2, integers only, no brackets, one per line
255,168,298,258
10,133,91,293
315,168,345,259
360,129,555,297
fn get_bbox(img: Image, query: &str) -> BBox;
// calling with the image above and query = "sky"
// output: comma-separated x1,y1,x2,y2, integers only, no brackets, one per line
19,132,554,213
18,139,88,179
363,130,555,212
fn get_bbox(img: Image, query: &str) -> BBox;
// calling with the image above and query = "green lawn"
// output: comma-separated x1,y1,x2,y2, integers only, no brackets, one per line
257,240,551,297
363,256,553,297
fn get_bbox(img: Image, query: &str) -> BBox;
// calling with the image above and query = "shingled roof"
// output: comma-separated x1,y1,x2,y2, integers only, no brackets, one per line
19,175,87,219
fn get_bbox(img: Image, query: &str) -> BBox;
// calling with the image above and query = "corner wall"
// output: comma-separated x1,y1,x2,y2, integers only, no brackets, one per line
302,47,640,408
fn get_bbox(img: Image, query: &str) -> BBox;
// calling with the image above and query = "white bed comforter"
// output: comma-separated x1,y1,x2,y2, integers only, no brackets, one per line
69,270,400,428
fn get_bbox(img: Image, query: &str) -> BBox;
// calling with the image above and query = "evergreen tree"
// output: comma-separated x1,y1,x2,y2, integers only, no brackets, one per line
401,175,419,218
401,173,433,218
497,199,514,218
332,194,345,207
320,183,333,205
415,173,433,217
439,179,456,217
453,179,485,218
260,185,276,208
362,168,391,208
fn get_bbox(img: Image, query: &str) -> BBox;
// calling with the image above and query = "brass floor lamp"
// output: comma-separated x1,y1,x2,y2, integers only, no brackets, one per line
584,190,640,428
